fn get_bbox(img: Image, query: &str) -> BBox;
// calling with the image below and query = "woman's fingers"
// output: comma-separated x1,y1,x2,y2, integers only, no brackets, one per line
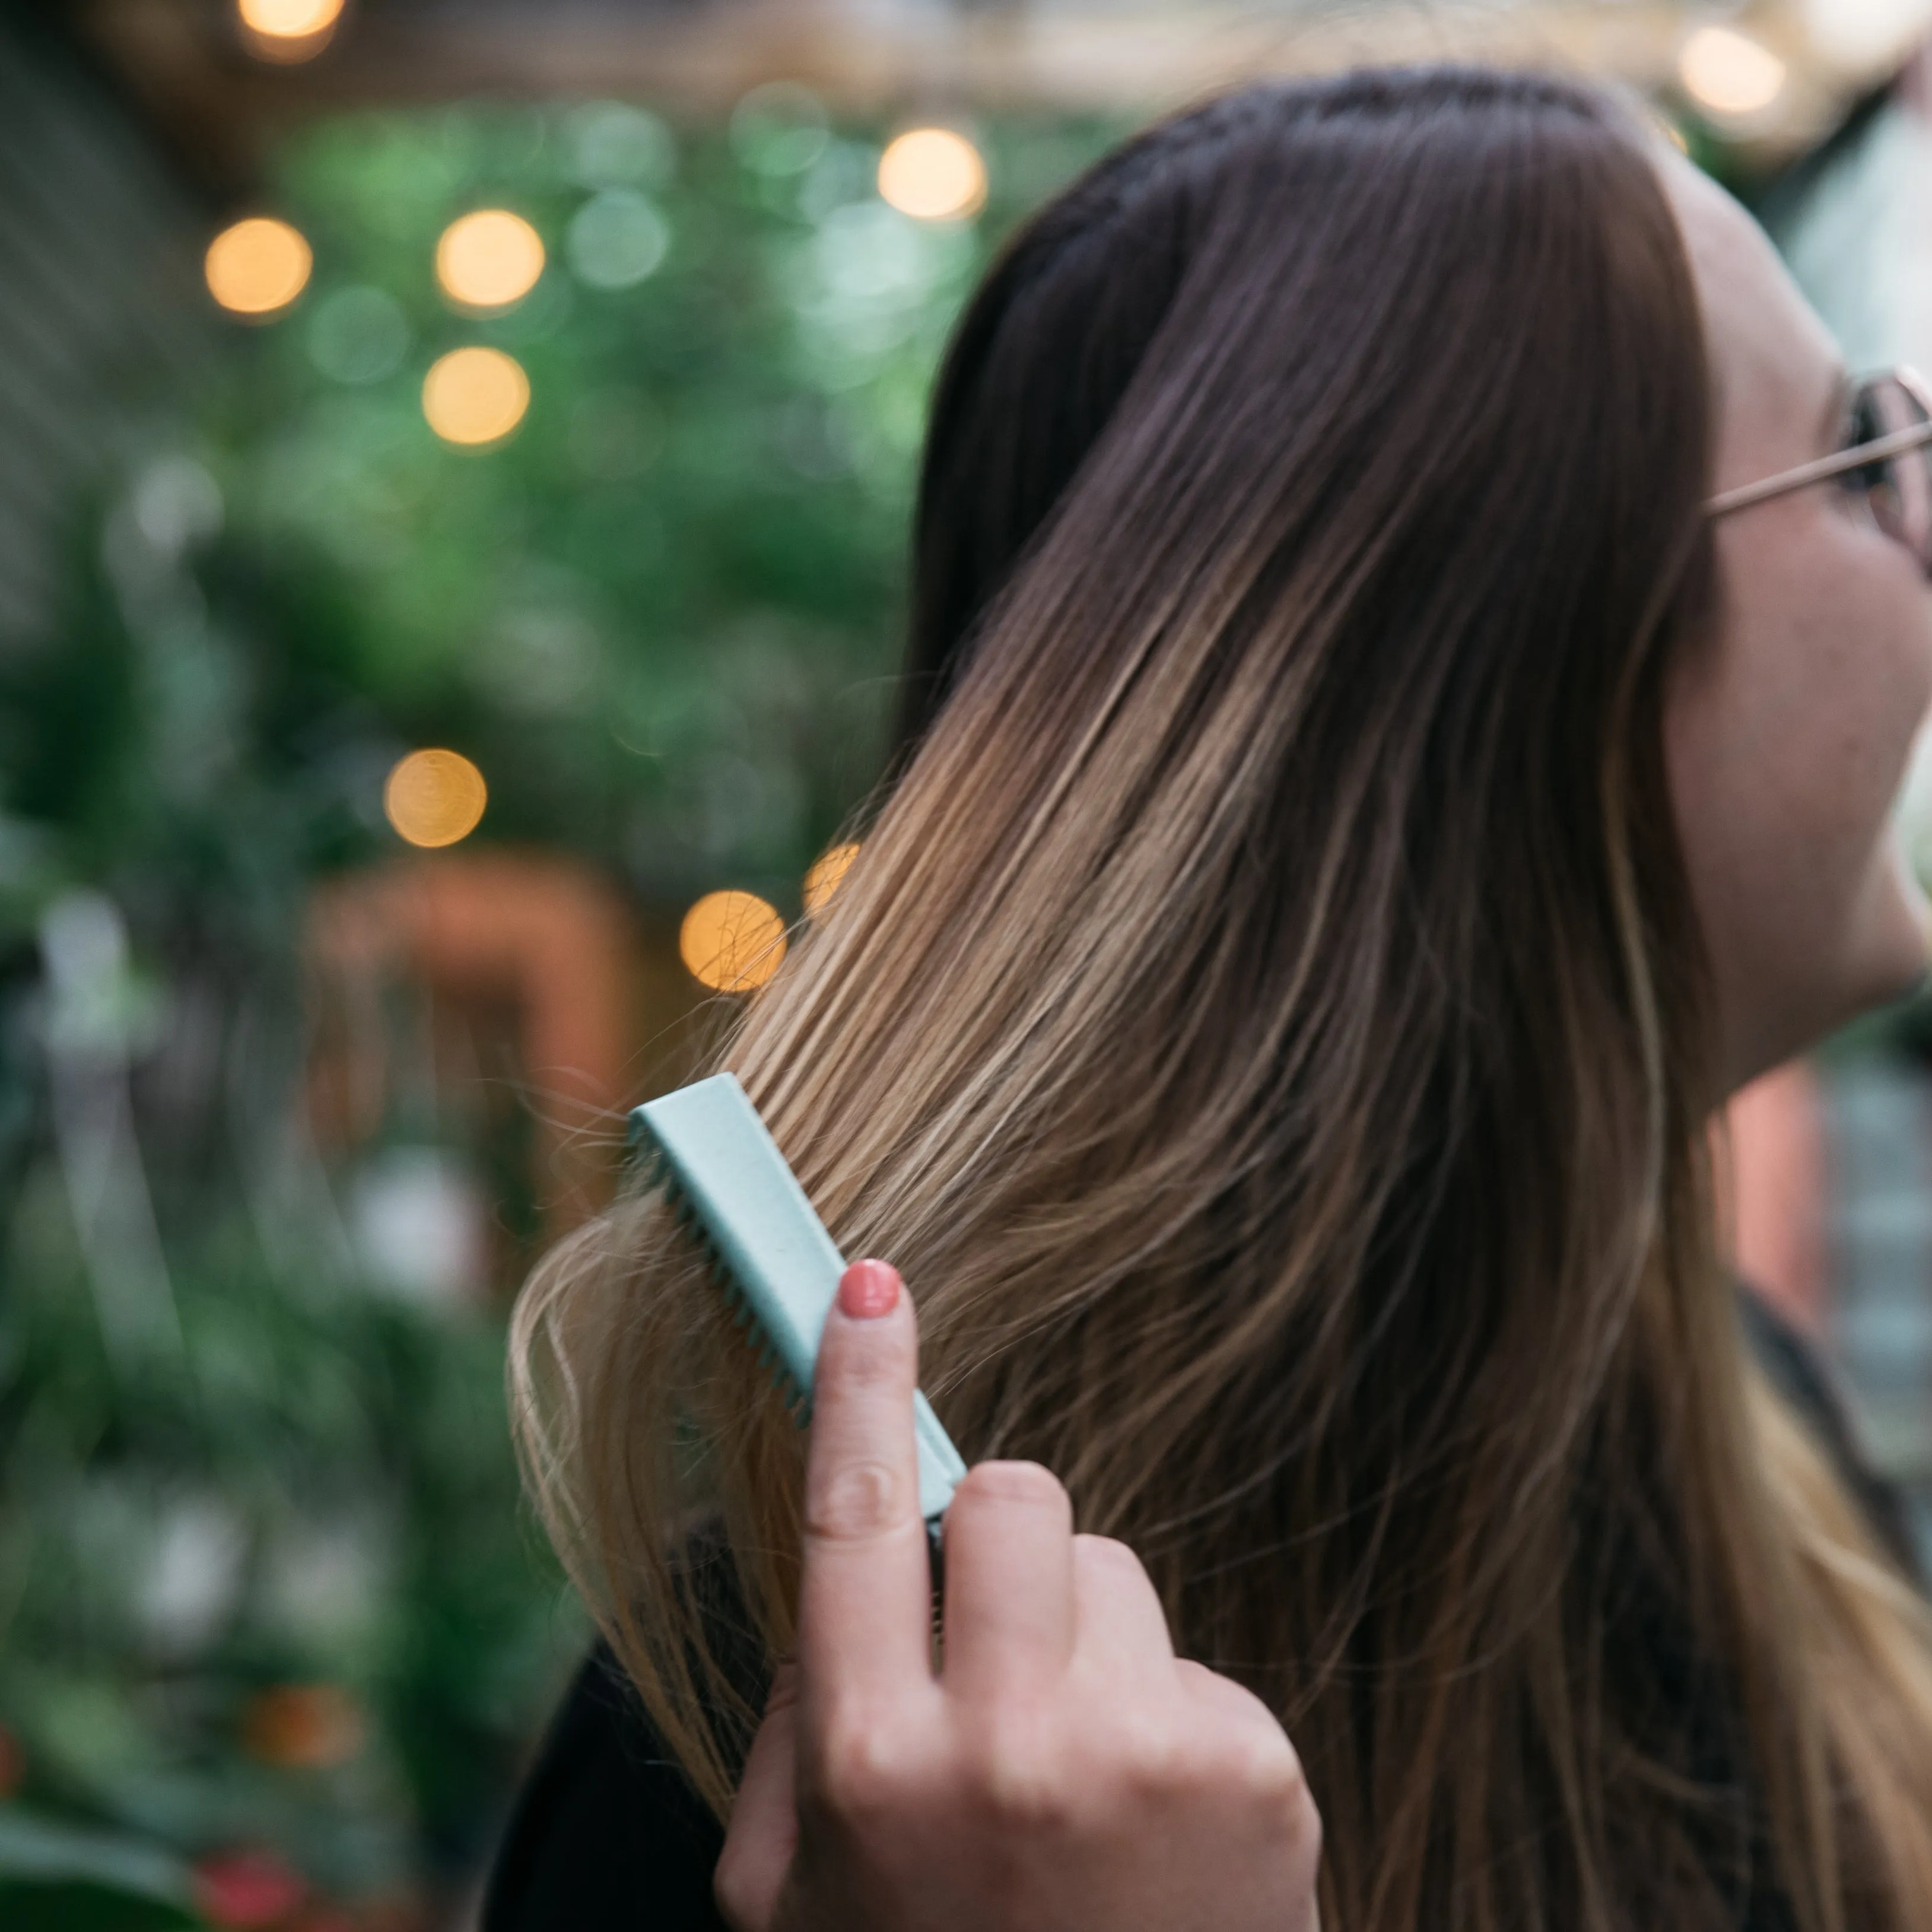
720,1250,1325,1932
714,1665,800,1932
939,1460,1078,1700
795,1261,936,1716
1071,1532,1176,1667
1171,1660,1318,1836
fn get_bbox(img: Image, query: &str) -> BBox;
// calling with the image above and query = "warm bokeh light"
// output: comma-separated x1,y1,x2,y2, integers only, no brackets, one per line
680,891,787,993
436,209,546,312
422,347,530,447
384,749,488,848
237,0,342,59
239,0,344,31
205,217,313,318
878,128,987,222
1679,26,1788,118
803,841,860,914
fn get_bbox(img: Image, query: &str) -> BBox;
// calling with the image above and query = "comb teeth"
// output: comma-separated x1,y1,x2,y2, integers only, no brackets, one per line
672,1184,808,1421
628,1073,965,1523
660,1167,805,1399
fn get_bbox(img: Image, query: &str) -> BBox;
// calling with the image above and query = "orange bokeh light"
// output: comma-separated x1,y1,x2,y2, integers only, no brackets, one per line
436,209,546,312
680,891,787,993
422,347,530,447
803,841,860,914
239,0,344,30
878,128,987,222
241,1683,367,1769
384,749,488,848
205,217,313,318
236,0,344,61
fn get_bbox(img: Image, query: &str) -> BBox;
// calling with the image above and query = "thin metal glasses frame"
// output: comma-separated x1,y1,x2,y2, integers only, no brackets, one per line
1707,366,1932,517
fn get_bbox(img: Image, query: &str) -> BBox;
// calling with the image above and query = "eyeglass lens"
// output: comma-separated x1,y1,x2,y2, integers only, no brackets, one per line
1843,376,1932,570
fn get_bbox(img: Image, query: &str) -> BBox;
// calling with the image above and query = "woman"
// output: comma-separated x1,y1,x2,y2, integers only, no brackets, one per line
498,66,1932,1930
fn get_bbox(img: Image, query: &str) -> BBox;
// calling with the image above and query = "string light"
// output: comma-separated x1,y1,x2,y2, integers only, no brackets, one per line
1678,26,1788,119
878,129,987,222
680,891,787,993
436,210,546,312
422,347,530,447
384,749,487,847
205,218,312,319
239,0,342,31
236,0,343,60
803,842,860,914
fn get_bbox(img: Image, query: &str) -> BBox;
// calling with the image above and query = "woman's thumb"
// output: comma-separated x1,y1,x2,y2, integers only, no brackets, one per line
714,1662,800,1930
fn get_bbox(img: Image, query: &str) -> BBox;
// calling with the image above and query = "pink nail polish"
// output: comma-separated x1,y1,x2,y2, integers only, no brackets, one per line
838,1259,901,1319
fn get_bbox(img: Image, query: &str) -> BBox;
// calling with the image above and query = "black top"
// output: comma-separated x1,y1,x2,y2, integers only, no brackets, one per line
481,1292,1916,1932
481,1638,732,1931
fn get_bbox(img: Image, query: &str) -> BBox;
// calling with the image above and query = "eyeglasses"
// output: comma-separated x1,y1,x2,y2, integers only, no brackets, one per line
1707,366,1932,573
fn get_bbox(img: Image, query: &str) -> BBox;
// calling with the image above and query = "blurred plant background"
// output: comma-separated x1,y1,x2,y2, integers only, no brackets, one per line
0,20,1121,1920
4,0,1932,1925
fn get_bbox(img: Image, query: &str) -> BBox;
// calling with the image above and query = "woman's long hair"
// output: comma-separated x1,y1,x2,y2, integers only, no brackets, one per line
513,68,1932,1931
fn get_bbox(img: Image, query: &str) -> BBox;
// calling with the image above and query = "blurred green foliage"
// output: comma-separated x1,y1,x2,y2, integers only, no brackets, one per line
0,1810,204,1927
0,95,1121,1918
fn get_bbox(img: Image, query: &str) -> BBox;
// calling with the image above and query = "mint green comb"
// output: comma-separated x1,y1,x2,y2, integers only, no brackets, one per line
630,1072,967,1537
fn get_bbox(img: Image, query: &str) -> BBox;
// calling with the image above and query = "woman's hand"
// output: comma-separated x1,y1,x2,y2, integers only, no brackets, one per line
714,1259,1323,1932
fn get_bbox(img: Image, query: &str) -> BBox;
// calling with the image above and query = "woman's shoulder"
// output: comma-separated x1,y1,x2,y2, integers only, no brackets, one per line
1737,1285,1920,1580
481,1644,730,1932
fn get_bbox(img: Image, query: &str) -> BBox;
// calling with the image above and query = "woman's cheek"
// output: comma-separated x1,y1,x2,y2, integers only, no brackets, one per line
1677,516,1930,1076
1817,552,1932,1004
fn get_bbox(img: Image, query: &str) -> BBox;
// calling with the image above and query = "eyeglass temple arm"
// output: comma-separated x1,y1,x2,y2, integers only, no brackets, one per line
1708,418,1932,517
1707,367,1932,516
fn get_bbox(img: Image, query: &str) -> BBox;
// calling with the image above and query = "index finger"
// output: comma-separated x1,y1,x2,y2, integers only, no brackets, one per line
795,1260,937,1712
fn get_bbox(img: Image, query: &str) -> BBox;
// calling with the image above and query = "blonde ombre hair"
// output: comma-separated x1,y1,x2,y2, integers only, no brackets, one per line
513,69,1932,1931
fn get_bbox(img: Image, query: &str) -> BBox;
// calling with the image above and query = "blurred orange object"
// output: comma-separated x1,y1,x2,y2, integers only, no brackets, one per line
1718,1058,1829,1332
678,888,786,992
242,1683,367,1769
307,851,648,1244
0,1721,23,1798
193,1849,308,1927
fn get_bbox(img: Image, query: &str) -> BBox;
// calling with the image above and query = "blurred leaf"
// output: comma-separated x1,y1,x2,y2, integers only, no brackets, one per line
0,1886,202,1932
0,1807,200,1925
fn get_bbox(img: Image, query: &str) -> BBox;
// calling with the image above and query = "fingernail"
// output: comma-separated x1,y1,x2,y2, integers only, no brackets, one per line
838,1259,901,1319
